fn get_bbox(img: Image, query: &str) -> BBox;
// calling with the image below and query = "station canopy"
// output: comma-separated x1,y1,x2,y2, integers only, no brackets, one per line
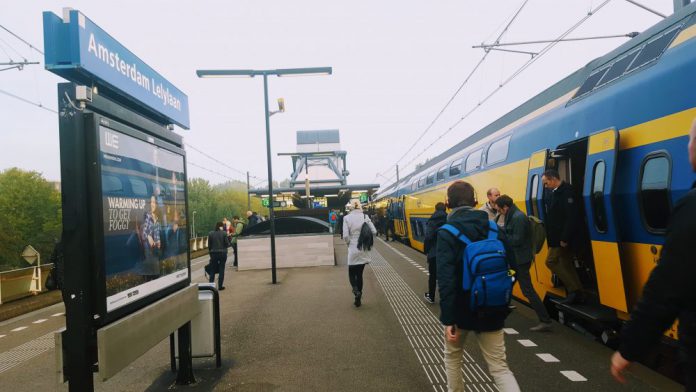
249,130,379,210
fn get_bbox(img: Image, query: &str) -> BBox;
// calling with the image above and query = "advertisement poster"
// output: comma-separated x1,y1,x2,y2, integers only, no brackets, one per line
99,125,189,312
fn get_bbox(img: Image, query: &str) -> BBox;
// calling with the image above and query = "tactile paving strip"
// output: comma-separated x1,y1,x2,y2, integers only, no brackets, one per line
369,247,499,392
0,331,54,374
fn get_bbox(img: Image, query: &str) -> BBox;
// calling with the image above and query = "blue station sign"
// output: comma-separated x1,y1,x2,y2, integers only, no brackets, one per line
43,9,190,129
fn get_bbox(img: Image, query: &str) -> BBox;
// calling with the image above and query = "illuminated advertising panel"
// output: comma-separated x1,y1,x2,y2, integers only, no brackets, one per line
98,124,189,313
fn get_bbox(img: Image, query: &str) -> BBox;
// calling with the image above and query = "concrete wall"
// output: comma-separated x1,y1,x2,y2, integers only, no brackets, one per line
0,264,53,304
237,234,335,270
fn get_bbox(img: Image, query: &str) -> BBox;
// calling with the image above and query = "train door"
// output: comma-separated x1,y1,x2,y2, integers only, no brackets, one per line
524,149,549,297
547,138,598,292
582,129,628,312
526,149,548,220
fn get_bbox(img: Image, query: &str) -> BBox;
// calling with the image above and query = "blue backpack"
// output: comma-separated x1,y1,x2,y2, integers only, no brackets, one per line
440,221,514,311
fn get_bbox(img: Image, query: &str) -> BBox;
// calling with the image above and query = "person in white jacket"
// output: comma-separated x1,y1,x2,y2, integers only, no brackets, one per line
342,200,377,307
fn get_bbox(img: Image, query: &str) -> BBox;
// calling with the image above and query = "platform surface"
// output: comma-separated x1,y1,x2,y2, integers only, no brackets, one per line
0,237,682,391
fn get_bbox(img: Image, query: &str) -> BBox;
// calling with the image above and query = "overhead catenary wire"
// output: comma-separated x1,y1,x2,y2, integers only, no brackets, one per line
187,161,247,183
375,0,530,181
0,86,264,185
0,24,44,55
184,143,264,181
0,88,57,114
386,0,613,183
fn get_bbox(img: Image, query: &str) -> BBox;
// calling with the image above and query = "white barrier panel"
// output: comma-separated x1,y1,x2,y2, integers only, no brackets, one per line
237,234,334,270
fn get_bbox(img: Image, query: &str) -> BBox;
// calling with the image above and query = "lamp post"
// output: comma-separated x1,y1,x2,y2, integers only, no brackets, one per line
197,67,332,284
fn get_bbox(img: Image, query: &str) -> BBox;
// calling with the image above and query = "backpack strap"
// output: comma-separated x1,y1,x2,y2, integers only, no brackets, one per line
440,224,472,245
487,220,499,240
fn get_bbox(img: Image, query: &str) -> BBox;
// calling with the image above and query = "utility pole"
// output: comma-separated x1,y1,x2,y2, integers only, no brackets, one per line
246,171,251,211
396,164,400,195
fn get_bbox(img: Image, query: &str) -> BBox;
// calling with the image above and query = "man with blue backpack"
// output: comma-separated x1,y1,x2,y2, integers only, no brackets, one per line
437,181,520,392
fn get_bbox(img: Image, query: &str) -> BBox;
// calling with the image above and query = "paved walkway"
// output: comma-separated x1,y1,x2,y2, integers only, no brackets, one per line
0,237,683,391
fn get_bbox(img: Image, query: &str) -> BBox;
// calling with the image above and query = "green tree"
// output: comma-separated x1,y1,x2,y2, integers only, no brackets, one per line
186,178,267,237
0,168,62,271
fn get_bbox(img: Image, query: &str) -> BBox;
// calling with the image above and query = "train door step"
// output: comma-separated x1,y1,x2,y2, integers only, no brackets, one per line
549,297,617,324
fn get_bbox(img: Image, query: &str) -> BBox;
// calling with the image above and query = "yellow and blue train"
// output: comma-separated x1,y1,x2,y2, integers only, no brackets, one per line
374,4,696,346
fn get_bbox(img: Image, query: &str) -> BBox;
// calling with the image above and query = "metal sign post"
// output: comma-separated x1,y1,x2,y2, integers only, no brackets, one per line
44,8,195,391
21,245,41,293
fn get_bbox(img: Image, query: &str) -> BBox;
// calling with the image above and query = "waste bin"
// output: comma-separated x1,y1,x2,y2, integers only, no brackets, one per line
171,283,221,368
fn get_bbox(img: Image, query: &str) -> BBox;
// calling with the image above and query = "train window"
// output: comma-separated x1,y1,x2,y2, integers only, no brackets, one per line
639,154,671,233
598,51,639,86
627,28,681,74
418,176,425,188
426,172,435,185
102,175,124,193
529,174,539,217
449,159,462,176
573,68,608,99
129,178,149,196
465,149,483,172
486,136,511,166
591,161,608,233
436,166,447,181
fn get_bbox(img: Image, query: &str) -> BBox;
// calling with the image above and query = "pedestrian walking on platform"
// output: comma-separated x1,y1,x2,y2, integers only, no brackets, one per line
611,120,696,390
541,169,585,304
424,202,447,304
207,221,230,290
495,195,552,332
343,200,377,307
437,181,520,392
230,216,244,267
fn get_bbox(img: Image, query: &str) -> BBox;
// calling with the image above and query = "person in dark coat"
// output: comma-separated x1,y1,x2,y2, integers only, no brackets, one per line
541,169,584,304
207,221,230,290
496,195,551,332
246,211,260,228
611,120,696,389
437,181,520,392
423,202,447,303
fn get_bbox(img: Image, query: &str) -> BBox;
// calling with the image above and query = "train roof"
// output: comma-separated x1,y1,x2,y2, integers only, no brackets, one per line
378,3,696,198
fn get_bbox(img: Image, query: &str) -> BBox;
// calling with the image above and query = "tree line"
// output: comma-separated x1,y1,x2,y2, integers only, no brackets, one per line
0,168,267,272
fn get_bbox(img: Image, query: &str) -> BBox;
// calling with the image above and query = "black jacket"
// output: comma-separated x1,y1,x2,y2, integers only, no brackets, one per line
619,186,696,388
543,181,580,248
208,229,230,253
424,210,448,258
248,214,260,227
503,204,534,266
436,207,514,331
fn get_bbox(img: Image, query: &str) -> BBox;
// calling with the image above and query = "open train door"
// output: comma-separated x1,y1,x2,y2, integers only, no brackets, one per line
524,149,549,294
582,129,628,313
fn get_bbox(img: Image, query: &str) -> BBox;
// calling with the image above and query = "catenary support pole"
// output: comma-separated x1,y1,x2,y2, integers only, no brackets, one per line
263,73,278,284
246,171,251,211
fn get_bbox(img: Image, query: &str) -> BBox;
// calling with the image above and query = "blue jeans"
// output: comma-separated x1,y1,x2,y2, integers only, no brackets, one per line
208,252,227,289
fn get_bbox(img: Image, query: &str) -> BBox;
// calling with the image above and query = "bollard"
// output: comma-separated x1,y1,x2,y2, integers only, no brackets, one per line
191,239,198,252
203,237,208,249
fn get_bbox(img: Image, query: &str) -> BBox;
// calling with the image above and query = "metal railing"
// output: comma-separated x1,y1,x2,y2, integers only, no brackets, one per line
0,263,53,305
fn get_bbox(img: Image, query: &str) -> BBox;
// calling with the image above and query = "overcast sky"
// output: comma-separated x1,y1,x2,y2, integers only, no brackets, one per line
0,1,674,189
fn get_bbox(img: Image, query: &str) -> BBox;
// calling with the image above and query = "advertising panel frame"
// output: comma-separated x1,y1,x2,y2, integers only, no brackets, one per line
82,111,191,326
